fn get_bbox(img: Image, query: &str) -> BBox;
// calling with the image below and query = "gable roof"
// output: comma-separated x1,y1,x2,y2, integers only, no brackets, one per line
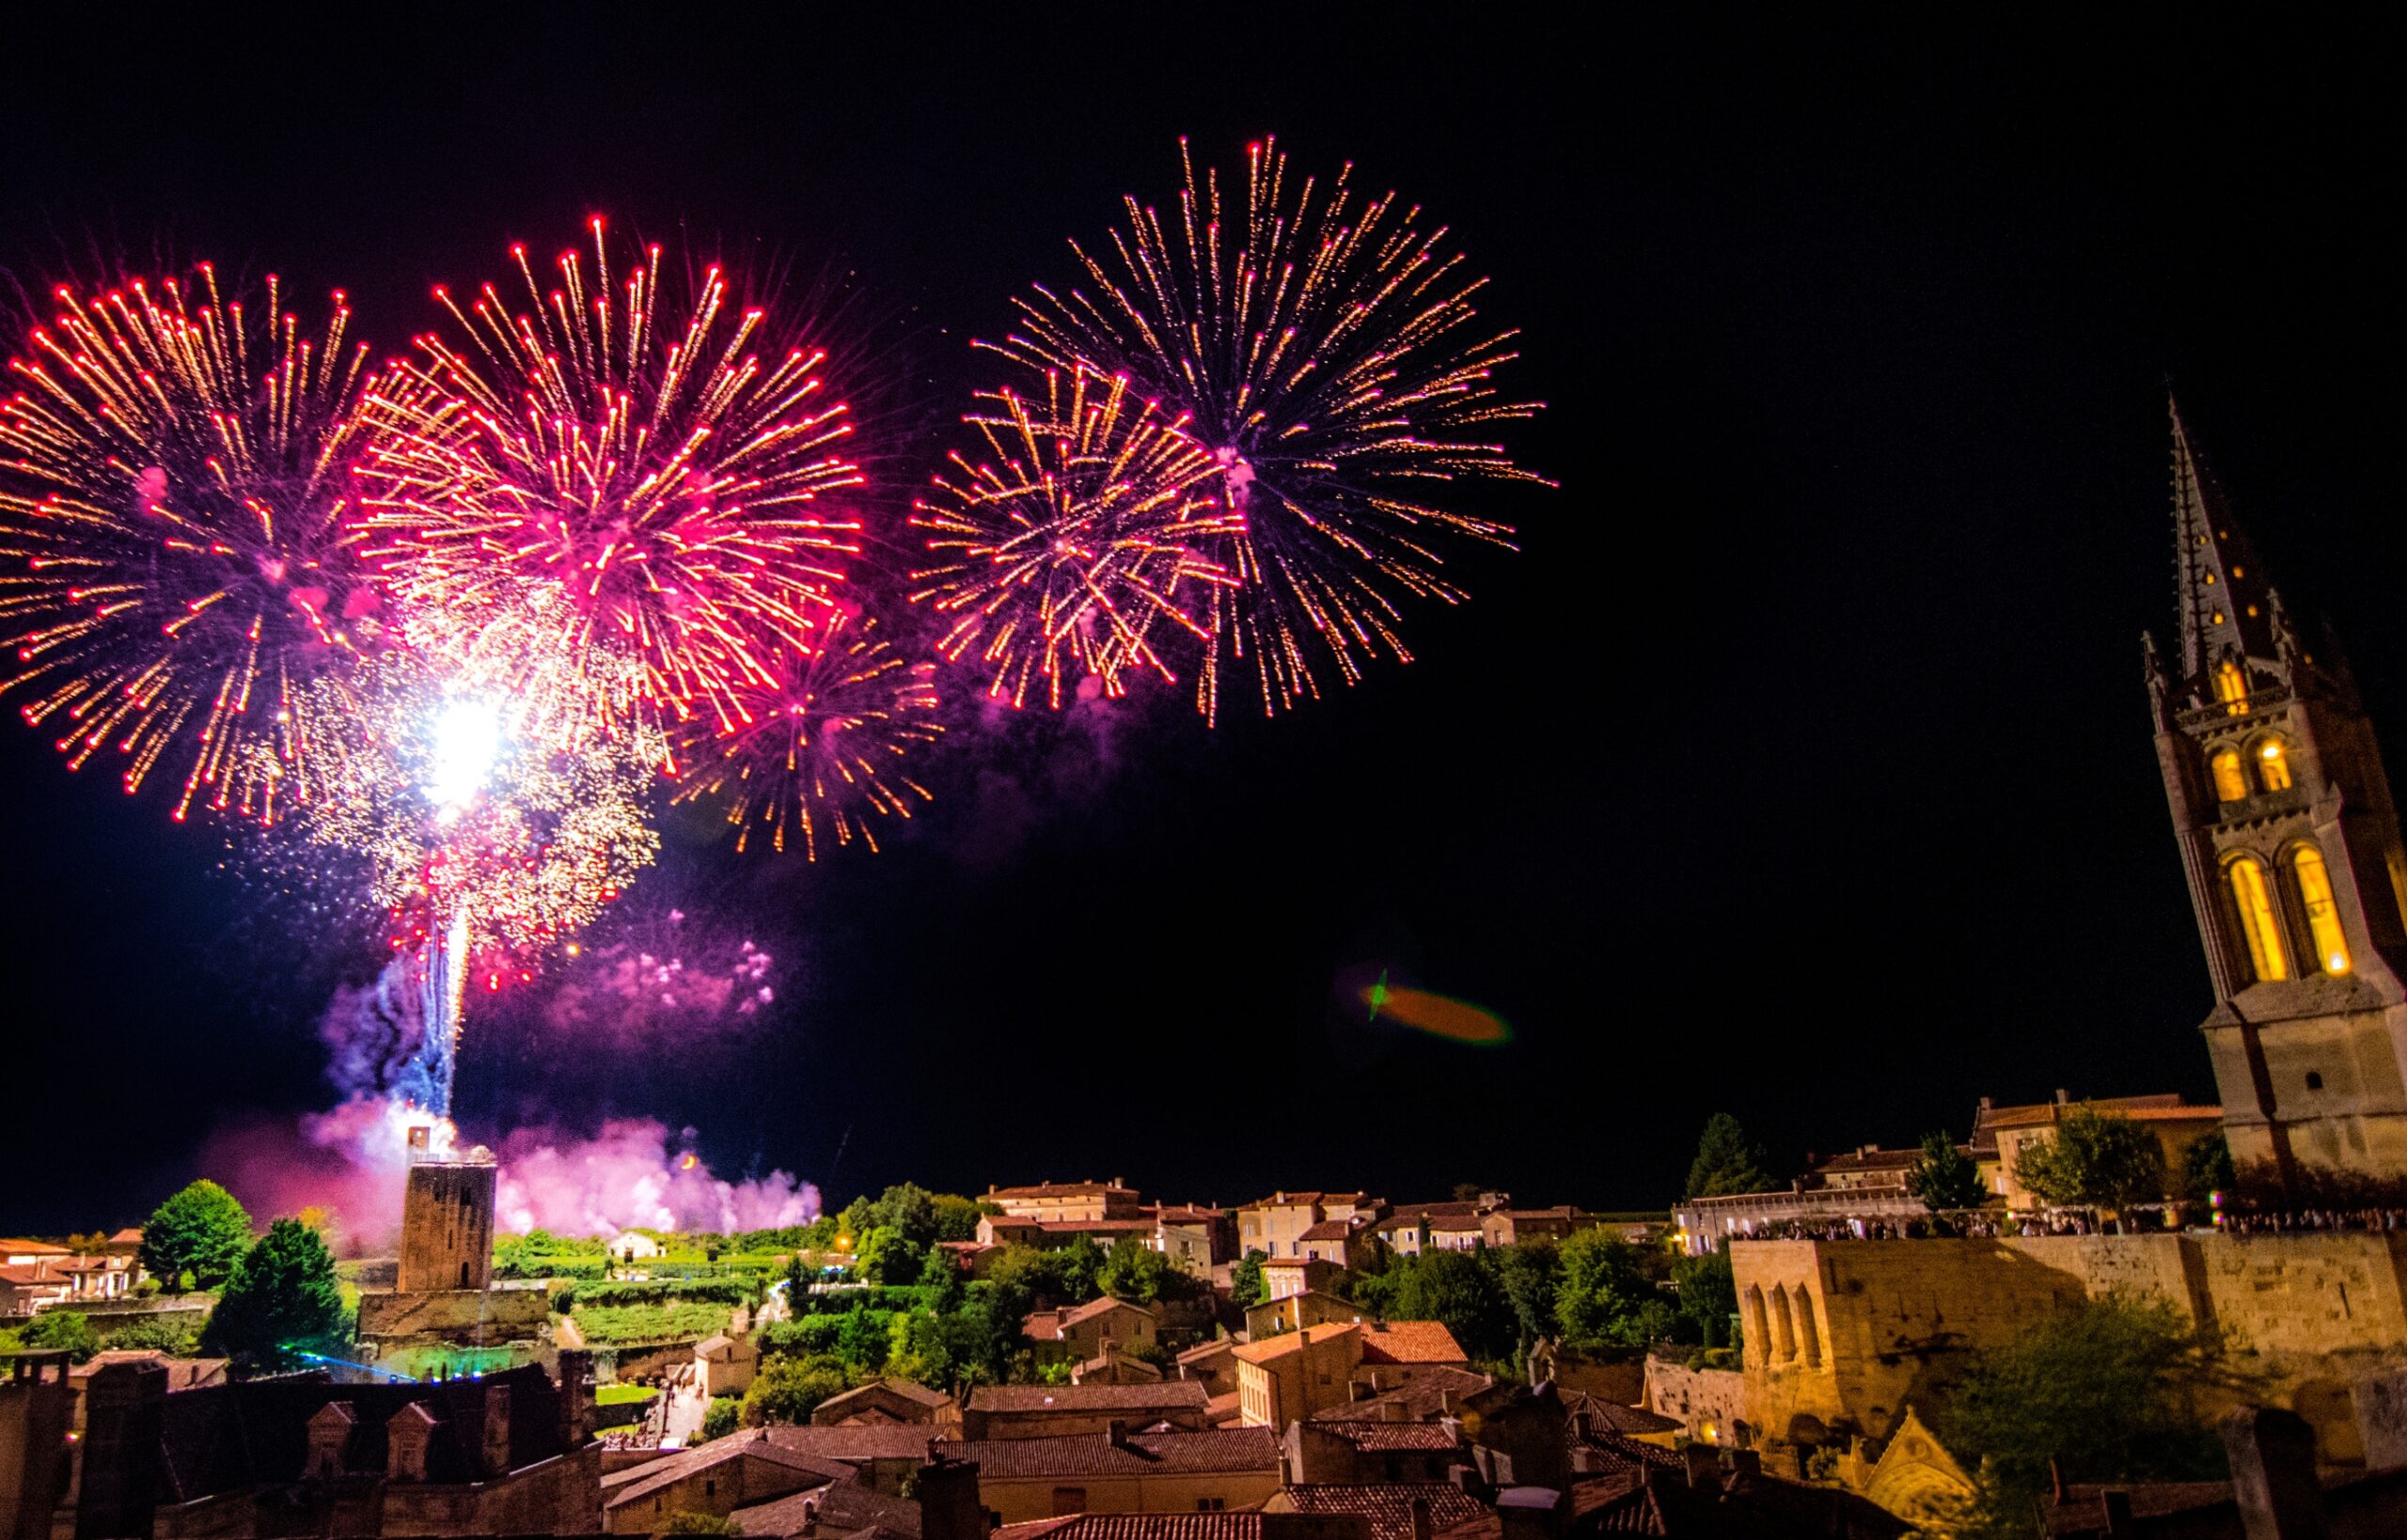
1233,1324,1356,1366
966,1381,1208,1414
1279,1484,1488,1540
934,1425,1279,1480
1357,1321,1468,1365
815,1377,952,1413
1314,1368,1494,1423
997,1517,1276,1540
606,1436,849,1510
1297,1220,1360,1242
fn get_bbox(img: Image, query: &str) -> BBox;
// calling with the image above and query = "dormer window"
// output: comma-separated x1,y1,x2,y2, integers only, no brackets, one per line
2216,661,2249,715
2256,738,2293,793
2210,748,2248,804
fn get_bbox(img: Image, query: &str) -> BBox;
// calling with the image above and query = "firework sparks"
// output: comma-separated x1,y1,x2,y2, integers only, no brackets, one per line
356,220,864,734
672,608,939,856
985,137,1549,719
0,266,386,821
911,364,1235,709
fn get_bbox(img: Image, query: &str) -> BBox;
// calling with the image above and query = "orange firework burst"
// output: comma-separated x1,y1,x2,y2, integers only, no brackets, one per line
0,266,386,823
356,221,863,735
671,609,940,857
910,364,1235,709
987,137,1550,721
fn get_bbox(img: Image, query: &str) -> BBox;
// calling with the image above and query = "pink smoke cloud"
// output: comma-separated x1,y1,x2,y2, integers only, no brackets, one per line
494,1119,819,1236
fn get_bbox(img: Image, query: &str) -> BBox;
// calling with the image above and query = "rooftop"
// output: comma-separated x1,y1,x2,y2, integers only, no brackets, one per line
966,1381,1208,1414
1279,1484,1488,1540
933,1425,1279,1480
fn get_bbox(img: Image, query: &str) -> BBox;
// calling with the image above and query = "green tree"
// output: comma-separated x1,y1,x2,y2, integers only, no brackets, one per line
867,1184,941,1249
700,1395,742,1441
141,1180,255,1293
1380,1249,1516,1363
930,1193,997,1243
931,1281,1030,1387
1670,1249,1738,1348
1907,1130,1991,1213
741,1353,852,1425
21,1310,100,1363
1554,1230,1657,1354
1055,1234,1105,1303
1097,1235,1185,1304
1683,1114,1772,1199
985,1244,1070,1303
201,1218,348,1368
99,1317,198,1355
2014,1107,2167,1213
1495,1243,1560,1354
855,1226,921,1286
2179,1132,2237,1204
1942,1295,2227,1538
1230,1249,1269,1309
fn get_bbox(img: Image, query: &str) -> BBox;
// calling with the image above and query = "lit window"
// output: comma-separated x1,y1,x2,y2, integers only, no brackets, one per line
2210,749,2248,803
2216,662,2249,715
2292,846,2351,975
2228,856,2289,982
2257,739,2292,792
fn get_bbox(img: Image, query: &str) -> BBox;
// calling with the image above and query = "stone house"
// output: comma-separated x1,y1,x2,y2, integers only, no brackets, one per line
987,1182,1147,1223
1235,1325,1361,1429
1237,1195,1382,1261
961,1382,1211,1440
1155,1207,1238,1274
1296,1219,1377,1272
1244,1291,1362,1344
1025,1296,1159,1368
1974,1092,2223,1210
933,1424,1282,1523
1259,1259,1347,1302
810,1377,958,1427
696,1332,760,1398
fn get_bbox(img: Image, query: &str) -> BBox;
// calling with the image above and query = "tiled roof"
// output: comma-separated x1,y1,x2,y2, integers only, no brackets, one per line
814,1377,952,1413
1297,1220,1358,1241
1564,1391,1680,1439
1281,1484,1487,1540
737,1472,925,1540
1156,1206,1227,1223
1357,1322,1468,1365
1973,1094,2215,1137
992,1182,1139,1200
606,1436,845,1509
967,1381,1208,1413
0,1239,71,1256
1809,1149,1921,1174
1314,1368,1494,1422
997,1517,1272,1540
934,1425,1280,1480
1316,1423,1460,1452
761,1423,954,1460
1177,1339,1235,1365
1061,1295,1157,1328
1233,1324,1355,1365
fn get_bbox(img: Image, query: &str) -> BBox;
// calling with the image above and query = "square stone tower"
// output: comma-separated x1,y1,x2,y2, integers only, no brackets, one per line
396,1127,496,1295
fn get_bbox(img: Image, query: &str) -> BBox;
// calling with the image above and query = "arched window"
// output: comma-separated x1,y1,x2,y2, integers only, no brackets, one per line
2217,660,2249,715
2256,738,2293,793
2210,748,2248,803
1744,1286,1769,1365
1795,1287,1822,1367
2228,856,2289,982
1770,1285,1798,1363
2291,846,2352,975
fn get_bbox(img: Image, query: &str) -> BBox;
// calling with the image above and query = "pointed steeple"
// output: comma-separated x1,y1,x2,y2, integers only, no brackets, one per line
2169,395,2280,684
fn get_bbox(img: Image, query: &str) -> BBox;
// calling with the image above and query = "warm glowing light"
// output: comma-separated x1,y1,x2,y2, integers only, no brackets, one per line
427,698,504,809
2227,856,2289,982
2292,845,2351,976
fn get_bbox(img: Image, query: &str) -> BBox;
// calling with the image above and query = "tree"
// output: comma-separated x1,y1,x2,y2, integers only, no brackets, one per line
202,1218,347,1368
1554,1230,1657,1354
2179,1132,2237,1205
1683,1115,1772,1199
2014,1107,2167,1213
866,1184,940,1249
1055,1235,1105,1303
141,1180,254,1293
100,1317,198,1355
1907,1131,1990,1213
1942,1295,2227,1538
662,1512,743,1535
855,1226,920,1286
930,1193,997,1243
21,1310,99,1363
1370,1249,1516,1363
700,1395,742,1441
1670,1249,1738,1348
885,1309,953,1389
1097,1235,1186,1304
1495,1243,1561,1354
1230,1249,1269,1309
741,1353,852,1425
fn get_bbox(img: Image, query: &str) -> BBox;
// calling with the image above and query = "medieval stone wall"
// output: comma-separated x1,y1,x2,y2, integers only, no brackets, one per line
396,1162,497,1296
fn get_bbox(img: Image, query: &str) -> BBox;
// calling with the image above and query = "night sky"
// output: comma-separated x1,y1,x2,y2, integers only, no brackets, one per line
2,16,2396,1234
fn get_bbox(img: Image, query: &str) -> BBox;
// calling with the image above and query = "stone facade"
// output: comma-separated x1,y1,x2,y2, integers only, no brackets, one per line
1731,1232,2407,1462
396,1147,497,1296
2148,401,2407,1190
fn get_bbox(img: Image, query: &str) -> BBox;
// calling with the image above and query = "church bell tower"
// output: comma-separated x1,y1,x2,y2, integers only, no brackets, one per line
2147,398,2407,1193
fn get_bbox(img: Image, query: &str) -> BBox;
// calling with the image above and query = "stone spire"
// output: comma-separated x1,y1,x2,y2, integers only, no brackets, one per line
2169,395,2280,684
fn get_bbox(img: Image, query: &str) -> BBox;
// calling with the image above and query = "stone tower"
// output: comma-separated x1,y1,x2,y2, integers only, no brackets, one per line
395,1127,496,1295
2147,398,2407,1192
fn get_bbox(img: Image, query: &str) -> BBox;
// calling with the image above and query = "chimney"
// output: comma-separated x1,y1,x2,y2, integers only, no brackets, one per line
75,1358,167,1540
916,1454,984,1540
556,1350,596,1445
1979,1096,1995,1110
2222,1406,2328,1540
1496,1486,1563,1540
385,1403,439,1483
1681,1441,1720,1491
305,1402,357,1479
1107,1419,1133,1450
1408,1497,1433,1540
2055,1088,2070,1105
1381,1399,1408,1424
480,1384,513,1476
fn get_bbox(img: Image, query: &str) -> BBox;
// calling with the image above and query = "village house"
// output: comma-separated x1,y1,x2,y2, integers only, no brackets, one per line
934,1423,1282,1523
1244,1290,1362,1343
1367,1203,1493,1257
1175,1339,1242,1400
1236,1194,1382,1260
1153,1206,1237,1274
987,1181,1147,1223
810,1377,958,1428
1024,1296,1159,1369
1476,1207,1583,1249
696,1331,760,1398
1973,1091,2222,1210
1234,1325,1361,1430
1295,1218,1377,1271
979,1215,1161,1250
1258,1258,1348,1302
961,1382,1211,1440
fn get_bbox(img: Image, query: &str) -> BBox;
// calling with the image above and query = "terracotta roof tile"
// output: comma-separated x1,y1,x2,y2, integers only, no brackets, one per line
996,1517,1268,1540
966,1382,1208,1414
1357,1322,1468,1365
934,1426,1279,1480
1281,1484,1487,1540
